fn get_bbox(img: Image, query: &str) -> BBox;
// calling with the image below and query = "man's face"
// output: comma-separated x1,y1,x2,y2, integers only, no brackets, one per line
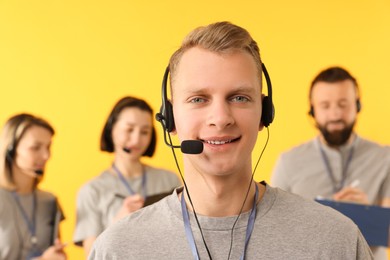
171,47,262,176
310,79,358,146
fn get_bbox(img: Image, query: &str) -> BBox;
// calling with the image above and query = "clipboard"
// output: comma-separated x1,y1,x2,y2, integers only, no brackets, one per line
315,198,390,247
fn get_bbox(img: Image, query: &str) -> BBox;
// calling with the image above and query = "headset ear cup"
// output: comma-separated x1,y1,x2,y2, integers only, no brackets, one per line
261,96,274,127
156,66,176,133
356,99,361,113
5,146,14,163
164,101,175,132
156,101,175,133
309,106,314,117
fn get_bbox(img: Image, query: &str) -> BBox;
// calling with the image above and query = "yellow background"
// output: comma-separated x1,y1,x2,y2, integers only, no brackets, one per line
1,0,389,258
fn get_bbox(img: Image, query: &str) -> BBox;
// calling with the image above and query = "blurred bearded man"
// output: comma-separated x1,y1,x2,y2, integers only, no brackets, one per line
272,66,390,260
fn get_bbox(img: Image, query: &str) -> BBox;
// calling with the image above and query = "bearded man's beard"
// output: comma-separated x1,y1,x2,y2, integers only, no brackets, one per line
317,120,355,146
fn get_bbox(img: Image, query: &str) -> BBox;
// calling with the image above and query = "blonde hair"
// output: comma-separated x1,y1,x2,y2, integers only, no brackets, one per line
0,113,54,190
169,21,263,84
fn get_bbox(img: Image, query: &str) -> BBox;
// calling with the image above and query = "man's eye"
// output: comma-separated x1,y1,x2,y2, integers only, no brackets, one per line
232,96,249,102
190,97,205,103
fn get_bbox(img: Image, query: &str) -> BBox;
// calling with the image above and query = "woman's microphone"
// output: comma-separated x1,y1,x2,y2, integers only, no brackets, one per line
34,169,44,175
122,147,131,153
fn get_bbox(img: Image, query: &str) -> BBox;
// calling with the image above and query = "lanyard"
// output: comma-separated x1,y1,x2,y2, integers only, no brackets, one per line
181,185,259,260
112,164,147,198
11,190,38,246
318,138,355,193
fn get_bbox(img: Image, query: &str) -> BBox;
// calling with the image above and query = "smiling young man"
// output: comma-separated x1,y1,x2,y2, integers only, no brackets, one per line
89,22,372,259
272,67,390,259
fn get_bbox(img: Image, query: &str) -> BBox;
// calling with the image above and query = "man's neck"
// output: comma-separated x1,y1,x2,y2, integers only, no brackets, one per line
182,173,265,217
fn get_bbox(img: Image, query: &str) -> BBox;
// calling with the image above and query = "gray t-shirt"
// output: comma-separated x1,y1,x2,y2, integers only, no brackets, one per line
89,184,373,259
73,165,181,246
271,136,390,259
0,188,63,260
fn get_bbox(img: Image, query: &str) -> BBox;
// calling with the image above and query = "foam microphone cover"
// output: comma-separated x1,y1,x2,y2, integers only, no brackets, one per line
123,148,131,153
181,140,203,154
34,169,44,175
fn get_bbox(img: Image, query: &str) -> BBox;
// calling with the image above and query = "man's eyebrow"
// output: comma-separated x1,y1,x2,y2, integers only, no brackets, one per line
180,85,258,95
181,87,207,95
229,86,258,94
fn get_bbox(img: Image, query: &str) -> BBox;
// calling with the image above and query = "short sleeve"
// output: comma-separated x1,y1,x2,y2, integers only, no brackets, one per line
73,184,104,246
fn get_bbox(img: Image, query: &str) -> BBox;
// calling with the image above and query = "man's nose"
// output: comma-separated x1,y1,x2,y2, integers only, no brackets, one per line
206,101,235,129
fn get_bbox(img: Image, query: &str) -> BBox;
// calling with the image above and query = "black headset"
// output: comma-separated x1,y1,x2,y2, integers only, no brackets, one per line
156,63,275,132
309,99,361,117
5,115,30,163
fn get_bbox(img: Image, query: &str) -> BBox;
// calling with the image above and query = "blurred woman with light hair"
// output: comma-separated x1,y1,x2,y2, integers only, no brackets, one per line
0,113,66,260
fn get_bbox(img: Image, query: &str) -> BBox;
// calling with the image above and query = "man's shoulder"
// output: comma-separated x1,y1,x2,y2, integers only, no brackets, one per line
90,194,180,258
270,187,357,228
355,136,390,161
260,187,372,259
98,192,178,238
278,138,318,162
357,136,389,151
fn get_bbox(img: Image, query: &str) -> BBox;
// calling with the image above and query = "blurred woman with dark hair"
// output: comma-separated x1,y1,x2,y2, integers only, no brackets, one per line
73,96,181,256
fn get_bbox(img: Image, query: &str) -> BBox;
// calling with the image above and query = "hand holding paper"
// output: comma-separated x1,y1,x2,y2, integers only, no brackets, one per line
333,180,369,205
